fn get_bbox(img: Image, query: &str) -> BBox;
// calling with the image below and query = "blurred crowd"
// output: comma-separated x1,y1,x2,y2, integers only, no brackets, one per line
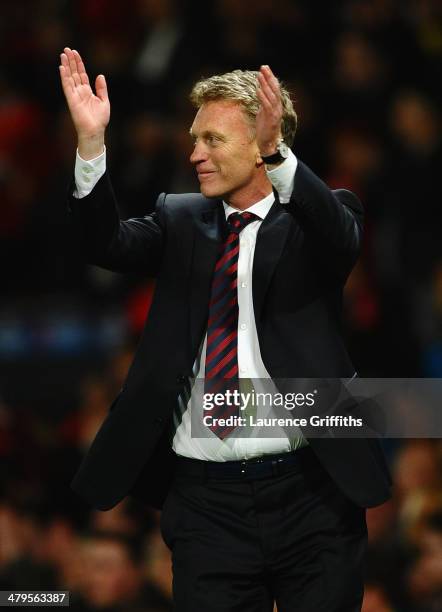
0,0,441,610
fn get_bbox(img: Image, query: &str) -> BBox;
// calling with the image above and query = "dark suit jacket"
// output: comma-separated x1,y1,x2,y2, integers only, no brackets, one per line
69,160,392,511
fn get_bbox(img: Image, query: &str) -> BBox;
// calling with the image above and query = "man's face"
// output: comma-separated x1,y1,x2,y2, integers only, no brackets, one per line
189,100,261,203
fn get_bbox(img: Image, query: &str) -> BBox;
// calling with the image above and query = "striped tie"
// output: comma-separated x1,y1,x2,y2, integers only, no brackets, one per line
204,211,258,439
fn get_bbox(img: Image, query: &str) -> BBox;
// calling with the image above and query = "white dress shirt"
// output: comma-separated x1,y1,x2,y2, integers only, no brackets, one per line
74,148,308,460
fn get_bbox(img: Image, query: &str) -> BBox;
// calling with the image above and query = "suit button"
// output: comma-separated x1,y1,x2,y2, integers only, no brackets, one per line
176,375,186,384
154,416,164,425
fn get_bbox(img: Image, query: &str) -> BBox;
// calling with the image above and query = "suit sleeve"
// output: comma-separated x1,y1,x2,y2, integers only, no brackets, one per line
287,160,364,279
67,170,165,276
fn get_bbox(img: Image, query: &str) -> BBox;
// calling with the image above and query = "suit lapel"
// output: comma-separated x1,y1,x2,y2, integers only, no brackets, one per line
187,195,291,360
188,202,225,359
253,197,291,321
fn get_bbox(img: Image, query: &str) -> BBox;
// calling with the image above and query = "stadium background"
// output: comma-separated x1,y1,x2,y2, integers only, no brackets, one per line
0,0,441,610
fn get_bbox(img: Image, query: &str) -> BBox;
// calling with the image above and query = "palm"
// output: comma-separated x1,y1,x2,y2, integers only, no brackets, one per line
68,83,109,134
59,48,110,136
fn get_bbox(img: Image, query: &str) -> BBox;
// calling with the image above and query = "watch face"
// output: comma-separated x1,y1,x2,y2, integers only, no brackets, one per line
278,141,289,158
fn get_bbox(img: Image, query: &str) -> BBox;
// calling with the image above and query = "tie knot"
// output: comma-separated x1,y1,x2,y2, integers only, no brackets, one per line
227,211,258,234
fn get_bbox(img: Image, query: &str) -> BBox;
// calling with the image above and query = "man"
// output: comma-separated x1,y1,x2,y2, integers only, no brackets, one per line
60,47,391,611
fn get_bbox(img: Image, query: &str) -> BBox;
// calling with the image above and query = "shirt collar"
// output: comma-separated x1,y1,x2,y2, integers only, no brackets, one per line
222,190,275,221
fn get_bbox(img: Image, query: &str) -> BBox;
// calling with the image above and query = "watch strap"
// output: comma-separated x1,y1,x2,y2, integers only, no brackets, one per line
261,150,285,164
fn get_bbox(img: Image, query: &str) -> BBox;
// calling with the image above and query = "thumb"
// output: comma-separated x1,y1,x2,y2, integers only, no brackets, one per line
95,74,108,102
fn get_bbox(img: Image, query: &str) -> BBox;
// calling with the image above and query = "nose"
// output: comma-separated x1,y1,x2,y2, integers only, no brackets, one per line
189,140,208,165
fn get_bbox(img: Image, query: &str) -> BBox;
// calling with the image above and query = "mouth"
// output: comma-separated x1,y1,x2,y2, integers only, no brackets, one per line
197,170,215,181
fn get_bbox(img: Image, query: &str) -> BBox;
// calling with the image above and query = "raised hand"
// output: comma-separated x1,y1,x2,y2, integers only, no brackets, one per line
256,65,283,157
59,47,110,159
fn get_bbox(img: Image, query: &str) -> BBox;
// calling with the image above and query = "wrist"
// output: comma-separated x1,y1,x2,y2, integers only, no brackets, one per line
77,133,105,160
260,139,289,166
259,142,279,157
259,133,283,157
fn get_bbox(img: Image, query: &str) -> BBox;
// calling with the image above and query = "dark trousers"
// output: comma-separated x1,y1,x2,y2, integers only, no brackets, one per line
160,447,367,612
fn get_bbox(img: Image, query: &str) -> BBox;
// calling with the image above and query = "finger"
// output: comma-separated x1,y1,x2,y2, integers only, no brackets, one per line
60,52,72,78
63,47,75,75
257,82,272,109
59,63,75,98
72,49,90,86
259,65,274,87
60,53,78,93
70,49,83,87
259,70,280,103
59,65,70,97
257,87,277,118
64,47,81,87
59,65,82,111
258,73,277,107
95,74,108,102
261,64,277,83
260,65,281,98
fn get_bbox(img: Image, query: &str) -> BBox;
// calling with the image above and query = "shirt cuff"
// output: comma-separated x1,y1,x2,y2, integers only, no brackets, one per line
265,149,298,204
73,147,107,199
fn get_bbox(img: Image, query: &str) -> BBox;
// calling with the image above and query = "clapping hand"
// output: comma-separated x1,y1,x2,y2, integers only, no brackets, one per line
256,65,283,158
59,47,109,159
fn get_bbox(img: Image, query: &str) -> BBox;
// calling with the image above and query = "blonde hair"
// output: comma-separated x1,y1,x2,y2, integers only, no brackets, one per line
190,69,297,146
